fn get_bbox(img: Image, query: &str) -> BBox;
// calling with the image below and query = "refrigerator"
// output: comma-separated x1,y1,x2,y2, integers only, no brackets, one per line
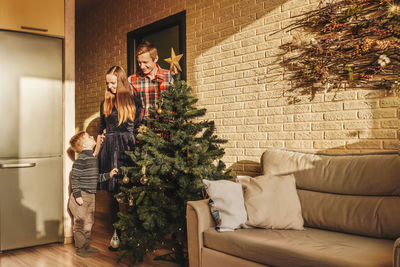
0,30,63,251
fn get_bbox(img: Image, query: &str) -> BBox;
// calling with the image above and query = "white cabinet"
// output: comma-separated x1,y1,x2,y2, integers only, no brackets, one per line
0,0,64,37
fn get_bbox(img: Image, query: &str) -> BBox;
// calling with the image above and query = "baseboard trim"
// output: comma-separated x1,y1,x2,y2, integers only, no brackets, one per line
64,236,73,244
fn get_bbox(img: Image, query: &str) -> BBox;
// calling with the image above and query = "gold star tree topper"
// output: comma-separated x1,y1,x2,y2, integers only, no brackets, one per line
164,47,183,73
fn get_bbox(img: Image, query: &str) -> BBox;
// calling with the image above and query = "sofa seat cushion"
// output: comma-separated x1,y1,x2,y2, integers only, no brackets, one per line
203,227,394,267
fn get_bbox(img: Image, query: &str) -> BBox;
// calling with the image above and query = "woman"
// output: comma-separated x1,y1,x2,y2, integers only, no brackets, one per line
97,65,142,250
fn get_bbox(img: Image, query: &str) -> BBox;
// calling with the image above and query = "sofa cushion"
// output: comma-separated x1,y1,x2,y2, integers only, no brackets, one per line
261,149,400,196
238,174,304,230
203,179,247,231
298,190,400,239
260,148,400,239
203,227,394,267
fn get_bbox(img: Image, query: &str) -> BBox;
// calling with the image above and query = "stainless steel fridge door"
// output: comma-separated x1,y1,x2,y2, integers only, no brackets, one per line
0,30,63,159
0,157,63,251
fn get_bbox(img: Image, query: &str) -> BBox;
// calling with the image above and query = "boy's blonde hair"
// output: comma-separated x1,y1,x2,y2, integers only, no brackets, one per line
69,131,86,153
135,41,158,61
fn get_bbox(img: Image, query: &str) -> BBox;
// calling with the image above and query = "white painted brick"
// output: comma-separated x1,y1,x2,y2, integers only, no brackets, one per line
245,100,268,109
223,118,245,126
259,140,285,148
268,132,294,140
245,132,268,140
215,111,235,119
237,125,258,133
313,140,346,149
295,131,324,140
284,122,311,131
222,102,244,111
237,141,259,148
223,87,243,96
245,148,267,156
235,61,258,71
216,81,236,90
236,109,258,117
285,140,313,149
236,77,258,86
343,120,379,130
243,85,265,93
236,93,258,102
344,100,379,110
359,130,397,139
259,124,283,132
324,111,358,121
258,107,283,116
358,109,397,119
245,116,267,124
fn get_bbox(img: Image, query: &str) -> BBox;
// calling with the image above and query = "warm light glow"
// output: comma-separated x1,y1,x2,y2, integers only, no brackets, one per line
388,3,400,15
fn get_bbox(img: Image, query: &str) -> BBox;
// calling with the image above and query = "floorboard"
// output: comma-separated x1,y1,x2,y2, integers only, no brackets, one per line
0,192,180,267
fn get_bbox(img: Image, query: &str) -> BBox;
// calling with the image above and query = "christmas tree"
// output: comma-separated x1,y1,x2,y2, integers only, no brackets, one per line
115,76,233,265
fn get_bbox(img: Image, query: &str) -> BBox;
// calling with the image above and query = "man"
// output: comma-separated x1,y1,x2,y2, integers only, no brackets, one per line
128,41,174,120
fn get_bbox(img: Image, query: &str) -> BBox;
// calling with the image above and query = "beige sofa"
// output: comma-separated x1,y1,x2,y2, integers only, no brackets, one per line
187,148,400,267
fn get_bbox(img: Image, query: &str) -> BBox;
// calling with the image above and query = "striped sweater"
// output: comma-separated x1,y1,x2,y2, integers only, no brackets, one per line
71,150,110,198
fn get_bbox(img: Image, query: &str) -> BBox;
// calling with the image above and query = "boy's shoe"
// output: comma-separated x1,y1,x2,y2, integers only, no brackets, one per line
85,245,99,253
76,249,93,258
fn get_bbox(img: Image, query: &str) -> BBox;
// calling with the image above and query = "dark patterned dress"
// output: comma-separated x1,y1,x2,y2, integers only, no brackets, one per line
97,95,142,192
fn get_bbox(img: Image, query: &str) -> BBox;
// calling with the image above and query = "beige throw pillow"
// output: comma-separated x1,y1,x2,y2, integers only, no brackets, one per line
238,175,304,230
203,179,247,231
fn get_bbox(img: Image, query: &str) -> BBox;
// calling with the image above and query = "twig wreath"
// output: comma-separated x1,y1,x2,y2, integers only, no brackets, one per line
281,0,400,99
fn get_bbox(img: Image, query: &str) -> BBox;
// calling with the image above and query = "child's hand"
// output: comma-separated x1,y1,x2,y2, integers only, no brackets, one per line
76,197,83,206
109,168,119,177
93,133,106,157
97,133,105,146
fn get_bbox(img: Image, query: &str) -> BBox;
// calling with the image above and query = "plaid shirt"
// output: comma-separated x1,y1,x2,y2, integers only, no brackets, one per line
128,65,174,120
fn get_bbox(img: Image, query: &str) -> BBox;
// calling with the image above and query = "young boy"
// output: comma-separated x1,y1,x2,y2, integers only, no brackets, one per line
68,131,118,258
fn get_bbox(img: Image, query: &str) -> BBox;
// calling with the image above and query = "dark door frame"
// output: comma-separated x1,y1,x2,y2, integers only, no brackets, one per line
127,11,186,80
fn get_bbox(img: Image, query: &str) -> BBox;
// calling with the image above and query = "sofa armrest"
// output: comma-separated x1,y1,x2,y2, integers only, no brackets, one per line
394,237,400,267
187,199,214,267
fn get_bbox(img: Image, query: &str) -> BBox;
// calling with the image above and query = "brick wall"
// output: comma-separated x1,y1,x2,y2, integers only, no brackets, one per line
76,0,399,175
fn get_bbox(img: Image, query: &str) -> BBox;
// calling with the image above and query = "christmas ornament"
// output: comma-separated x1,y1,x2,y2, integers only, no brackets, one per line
122,172,130,184
110,229,120,249
140,175,149,185
164,47,183,73
157,107,163,114
129,195,134,206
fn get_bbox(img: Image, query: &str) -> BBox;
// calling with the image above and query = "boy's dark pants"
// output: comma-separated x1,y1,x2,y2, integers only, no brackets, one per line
68,191,95,250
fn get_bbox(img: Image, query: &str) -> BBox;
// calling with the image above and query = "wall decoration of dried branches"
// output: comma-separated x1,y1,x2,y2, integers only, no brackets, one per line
281,0,400,97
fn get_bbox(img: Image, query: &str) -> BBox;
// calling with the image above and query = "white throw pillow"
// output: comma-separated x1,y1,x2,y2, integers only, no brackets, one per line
203,179,247,231
238,174,304,230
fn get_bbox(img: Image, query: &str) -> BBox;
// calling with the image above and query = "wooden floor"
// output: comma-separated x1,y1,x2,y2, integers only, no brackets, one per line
0,193,180,267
